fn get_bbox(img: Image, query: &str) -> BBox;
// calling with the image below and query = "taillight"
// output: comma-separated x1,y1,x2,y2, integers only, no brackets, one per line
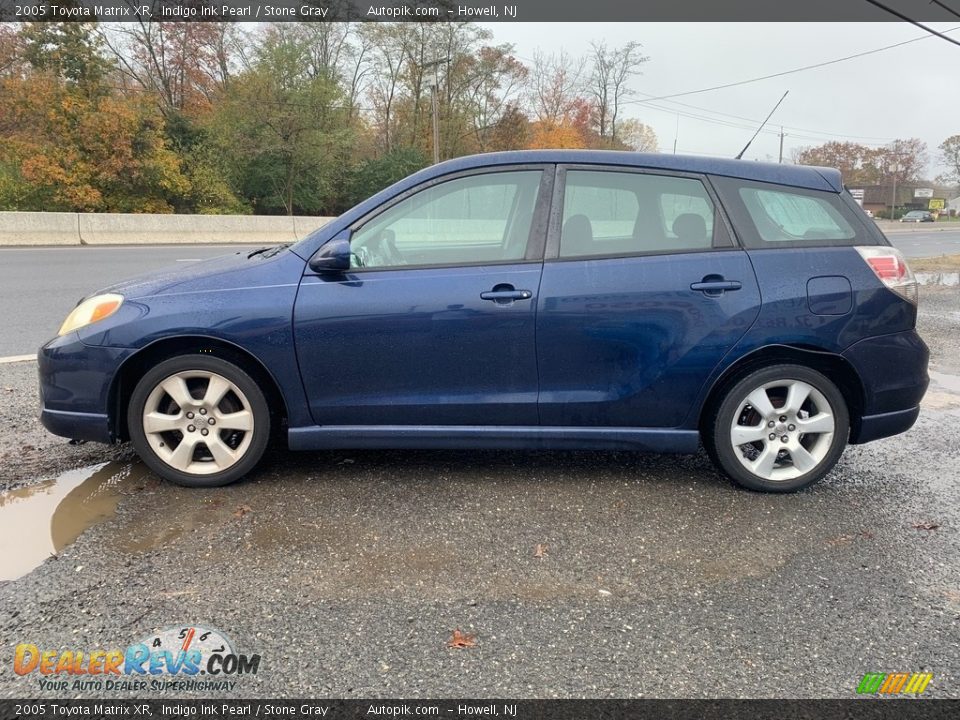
856,246,918,305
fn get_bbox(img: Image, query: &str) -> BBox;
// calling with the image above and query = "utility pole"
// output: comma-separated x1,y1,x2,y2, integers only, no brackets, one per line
673,114,679,154
778,127,785,164
891,172,898,221
423,57,450,165
431,85,440,165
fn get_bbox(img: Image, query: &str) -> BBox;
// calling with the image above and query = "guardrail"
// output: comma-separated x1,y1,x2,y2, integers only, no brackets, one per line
0,211,335,246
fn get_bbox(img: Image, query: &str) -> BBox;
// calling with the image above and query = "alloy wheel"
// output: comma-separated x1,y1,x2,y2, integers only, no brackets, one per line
141,370,255,475
729,379,836,482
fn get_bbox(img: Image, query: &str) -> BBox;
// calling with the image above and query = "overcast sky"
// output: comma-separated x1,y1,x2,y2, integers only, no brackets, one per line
482,22,960,178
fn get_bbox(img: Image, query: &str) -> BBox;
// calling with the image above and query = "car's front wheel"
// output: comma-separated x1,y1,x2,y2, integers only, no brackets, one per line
706,364,849,492
128,355,270,487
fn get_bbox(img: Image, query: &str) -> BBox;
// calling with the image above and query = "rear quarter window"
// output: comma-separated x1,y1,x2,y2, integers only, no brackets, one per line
711,176,873,249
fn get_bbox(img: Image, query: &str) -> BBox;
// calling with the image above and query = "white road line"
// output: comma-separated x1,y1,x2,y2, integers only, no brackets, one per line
0,354,36,364
176,259,203,262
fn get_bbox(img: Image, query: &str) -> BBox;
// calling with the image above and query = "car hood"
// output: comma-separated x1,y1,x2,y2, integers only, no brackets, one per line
93,246,306,300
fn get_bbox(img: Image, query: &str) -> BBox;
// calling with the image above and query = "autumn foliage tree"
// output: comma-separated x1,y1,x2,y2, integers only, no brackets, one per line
1,21,662,215
794,139,928,186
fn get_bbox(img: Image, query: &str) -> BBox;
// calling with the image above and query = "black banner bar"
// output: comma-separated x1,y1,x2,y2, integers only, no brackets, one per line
1,700,959,720
2,0,960,23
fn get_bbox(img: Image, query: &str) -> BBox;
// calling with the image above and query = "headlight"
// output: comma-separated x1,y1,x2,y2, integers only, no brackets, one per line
58,294,124,336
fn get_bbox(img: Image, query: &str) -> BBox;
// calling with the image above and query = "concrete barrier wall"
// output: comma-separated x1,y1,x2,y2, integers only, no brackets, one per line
0,212,82,246
0,212,334,246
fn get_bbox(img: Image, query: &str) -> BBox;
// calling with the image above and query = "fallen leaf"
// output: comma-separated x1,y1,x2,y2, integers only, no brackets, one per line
233,504,252,519
533,543,549,559
912,521,940,531
447,628,477,649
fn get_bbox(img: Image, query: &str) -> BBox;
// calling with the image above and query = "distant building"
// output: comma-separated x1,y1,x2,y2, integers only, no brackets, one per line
847,183,954,216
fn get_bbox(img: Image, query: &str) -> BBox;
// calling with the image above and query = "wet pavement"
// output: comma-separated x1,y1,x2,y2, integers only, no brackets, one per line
0,285,958,698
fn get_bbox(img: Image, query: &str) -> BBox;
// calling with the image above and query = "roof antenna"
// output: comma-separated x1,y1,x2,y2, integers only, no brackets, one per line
735,91,790,160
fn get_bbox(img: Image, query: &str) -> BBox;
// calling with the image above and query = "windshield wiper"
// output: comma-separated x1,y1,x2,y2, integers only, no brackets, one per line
247,243,291,259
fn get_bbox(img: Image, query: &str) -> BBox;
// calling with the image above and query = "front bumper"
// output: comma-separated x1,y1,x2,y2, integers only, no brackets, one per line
842,329,929,444
38,333,133,444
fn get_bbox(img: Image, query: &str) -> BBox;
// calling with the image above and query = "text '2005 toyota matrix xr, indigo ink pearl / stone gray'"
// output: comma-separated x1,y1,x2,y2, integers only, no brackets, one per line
39,150,929,493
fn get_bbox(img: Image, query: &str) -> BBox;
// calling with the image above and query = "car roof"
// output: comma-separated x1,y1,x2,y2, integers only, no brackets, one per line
421,150,843,193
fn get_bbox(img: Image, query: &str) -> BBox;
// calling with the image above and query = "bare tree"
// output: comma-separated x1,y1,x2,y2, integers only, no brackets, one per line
362,24,410,152
99,21,242,115
588,40,647,144
527,50,583,126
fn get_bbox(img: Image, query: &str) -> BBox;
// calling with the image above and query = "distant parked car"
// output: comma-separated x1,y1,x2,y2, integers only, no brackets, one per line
39,150,929,493
901,210,934,223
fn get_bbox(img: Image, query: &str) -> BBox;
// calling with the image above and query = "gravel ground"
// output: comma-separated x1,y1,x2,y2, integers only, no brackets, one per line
0,286,958,699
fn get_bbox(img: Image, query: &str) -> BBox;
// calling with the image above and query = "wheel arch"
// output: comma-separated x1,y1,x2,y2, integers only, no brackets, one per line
109,335,289,443
698,344,865,441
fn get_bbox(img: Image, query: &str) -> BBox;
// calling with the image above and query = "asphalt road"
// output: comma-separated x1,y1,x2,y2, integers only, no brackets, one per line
0,229,958,357
887,228,960,259
0,245,258,357
0,286,957,698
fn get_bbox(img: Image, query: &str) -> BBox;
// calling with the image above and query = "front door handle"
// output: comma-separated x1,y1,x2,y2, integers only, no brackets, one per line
481,284,533,304
690,278,742,296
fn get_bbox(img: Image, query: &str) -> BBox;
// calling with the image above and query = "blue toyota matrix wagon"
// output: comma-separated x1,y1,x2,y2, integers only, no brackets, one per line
39,151,929,492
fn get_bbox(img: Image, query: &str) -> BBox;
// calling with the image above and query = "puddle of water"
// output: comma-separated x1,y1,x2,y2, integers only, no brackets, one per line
915,272,960,286
0,462,148,582
929,369,960,394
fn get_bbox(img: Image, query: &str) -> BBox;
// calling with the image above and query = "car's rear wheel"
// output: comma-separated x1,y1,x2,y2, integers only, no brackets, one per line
128,355,270,487
705,364,849,492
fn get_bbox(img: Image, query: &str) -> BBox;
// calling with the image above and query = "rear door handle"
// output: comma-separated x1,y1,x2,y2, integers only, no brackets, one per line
481,285,533,304
690,279,742,296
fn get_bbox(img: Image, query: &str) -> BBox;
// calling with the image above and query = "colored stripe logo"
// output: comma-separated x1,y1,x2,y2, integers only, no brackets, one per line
857,672,932,695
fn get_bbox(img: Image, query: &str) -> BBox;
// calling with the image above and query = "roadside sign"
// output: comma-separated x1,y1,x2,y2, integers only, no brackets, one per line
929,198,945,210
914,188,934,198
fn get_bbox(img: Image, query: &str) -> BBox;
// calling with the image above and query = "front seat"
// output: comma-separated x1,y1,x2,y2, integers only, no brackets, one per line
672,213,709,248
561,214,594,257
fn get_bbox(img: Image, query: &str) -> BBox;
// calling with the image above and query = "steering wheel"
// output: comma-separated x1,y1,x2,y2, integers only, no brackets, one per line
367,229,404,267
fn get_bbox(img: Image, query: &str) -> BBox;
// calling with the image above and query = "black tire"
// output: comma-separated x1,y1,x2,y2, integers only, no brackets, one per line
127,355,270,488
705,364,850,493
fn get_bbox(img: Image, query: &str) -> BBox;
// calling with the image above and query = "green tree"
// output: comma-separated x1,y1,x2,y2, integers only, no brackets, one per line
347,146,429,206
212,25,359,215
20,16,112,94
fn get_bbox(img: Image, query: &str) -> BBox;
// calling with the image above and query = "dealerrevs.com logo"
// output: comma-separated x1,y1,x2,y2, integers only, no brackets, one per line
856,672,933,695
14,625,261,693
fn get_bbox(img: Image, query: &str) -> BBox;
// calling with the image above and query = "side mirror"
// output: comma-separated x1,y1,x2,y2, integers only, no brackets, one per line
309,236,351,273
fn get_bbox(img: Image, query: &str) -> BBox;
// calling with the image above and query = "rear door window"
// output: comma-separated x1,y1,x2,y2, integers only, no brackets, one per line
558,170,718,259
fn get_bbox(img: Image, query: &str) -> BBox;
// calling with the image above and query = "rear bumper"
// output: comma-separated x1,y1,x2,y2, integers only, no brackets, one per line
852,406,920,445
842,329,928,444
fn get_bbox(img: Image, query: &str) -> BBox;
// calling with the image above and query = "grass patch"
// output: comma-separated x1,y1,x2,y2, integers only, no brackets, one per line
909,254,960,272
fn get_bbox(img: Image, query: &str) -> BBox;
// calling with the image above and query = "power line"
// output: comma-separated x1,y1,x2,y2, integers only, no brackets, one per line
929,0,960,21
861,0,960,47
622,24,960,105
636,93,897,143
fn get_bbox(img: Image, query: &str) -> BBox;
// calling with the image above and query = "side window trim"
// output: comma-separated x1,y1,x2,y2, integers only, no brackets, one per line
545,164,738,261
344,164,555,272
